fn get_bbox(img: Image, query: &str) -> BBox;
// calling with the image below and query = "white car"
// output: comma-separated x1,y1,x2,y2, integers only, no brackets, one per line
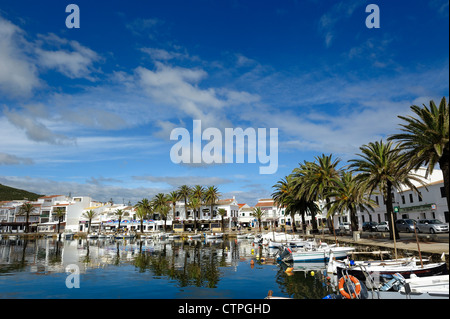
339,222,351,232
376,221,389,232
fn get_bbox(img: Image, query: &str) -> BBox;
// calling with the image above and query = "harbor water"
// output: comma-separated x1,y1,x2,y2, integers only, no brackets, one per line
0,237,333,299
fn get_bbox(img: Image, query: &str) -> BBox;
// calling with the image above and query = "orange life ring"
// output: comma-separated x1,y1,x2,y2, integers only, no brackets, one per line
338,275,361,299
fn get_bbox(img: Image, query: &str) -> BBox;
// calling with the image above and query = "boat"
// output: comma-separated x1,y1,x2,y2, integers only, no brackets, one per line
333,258,448,287
323,273,449,299
168,234,180,239
188,234,202,240
205,232,223,239
115,233,135,239
278,241,355,263
236,233,248,239
87,233,98,239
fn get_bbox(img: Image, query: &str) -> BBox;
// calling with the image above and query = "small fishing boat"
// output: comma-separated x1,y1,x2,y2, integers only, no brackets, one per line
333,258,448,287
205,232,223,239
188,234,202,240
168,234,180,240
278,242,355,263
115,233,135,239
87,233,98,239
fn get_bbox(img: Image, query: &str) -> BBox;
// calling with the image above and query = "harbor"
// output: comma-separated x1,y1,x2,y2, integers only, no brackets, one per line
0,228,448,300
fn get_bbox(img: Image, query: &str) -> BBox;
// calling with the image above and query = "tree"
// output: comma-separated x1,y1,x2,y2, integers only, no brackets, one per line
217,208,227,232
114,209,125,231
153,193,170,231
178,185,192,220
167,191,181,222
134,206,148,233
188,196,201,230
349,140,425,239
388,97,449,210
53,207,66,236
326,171,377,232
204,186,220,222
136,198,153,220
251,207,265,232
82,210,98,234
291,154,342,234
18,202,35,233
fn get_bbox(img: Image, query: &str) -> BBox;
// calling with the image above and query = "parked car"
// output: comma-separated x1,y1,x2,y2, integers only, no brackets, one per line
339,222,351,232
395,219,416,232
362,221,378,232
376,221,389,232
416,219,449,234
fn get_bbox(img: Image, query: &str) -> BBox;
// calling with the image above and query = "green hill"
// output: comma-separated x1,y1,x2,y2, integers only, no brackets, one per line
0,184,43,201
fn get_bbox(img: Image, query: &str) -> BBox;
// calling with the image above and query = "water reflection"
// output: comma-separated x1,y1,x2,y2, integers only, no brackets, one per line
0,237,333,299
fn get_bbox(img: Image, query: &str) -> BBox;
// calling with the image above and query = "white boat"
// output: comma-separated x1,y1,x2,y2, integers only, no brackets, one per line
333,258,448,288
115,233,135,239
205,232,223,239
278,242,355,262
188,234,202,240
87,233,98,239
236,233,248,239
168,234,180,239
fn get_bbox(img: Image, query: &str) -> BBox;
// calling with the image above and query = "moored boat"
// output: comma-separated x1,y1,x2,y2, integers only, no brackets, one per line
278,242,355,263
205,232,223,239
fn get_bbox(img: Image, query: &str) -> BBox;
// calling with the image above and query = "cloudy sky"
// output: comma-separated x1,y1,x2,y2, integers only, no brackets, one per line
0,0,448,205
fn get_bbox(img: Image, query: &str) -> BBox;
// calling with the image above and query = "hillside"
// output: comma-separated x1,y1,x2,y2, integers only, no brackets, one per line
0,184,43,201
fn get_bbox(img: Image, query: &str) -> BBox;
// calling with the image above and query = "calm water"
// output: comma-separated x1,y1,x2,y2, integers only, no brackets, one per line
0,237,333,299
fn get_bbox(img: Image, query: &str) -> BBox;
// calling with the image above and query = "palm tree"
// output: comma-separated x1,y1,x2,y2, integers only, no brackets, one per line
82,210,98,234
53,207,66,236
291,154,342,234
114,209,125,231
251,207,265,232
187,196,201,230
388,97,449,210
18,203,35,233
159,204,171,232
134,206,148,233
217,208,227,232
178,185,192,220
272,175,297,232
349,140,426,240
204,186,220,222
326,171,377,232
136,198,153,219
167,191,181,222
153,193,169,230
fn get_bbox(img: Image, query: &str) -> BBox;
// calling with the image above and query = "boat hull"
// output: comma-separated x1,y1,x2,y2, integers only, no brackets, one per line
336,262,448,284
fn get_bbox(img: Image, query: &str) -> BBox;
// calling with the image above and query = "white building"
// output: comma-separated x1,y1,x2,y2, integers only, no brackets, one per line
359,167,449,226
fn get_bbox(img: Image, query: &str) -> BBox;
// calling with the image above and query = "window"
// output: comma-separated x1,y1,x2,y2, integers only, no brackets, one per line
440,187,446,198
418,193,423,202
409,194,414,203
375,196,379,205
401,195,405,204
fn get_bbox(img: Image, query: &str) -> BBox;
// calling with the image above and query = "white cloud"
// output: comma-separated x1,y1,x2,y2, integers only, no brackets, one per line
0,16,41,97
0,152,33,165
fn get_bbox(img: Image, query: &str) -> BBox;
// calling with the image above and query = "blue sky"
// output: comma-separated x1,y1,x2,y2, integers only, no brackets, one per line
0,0,448,205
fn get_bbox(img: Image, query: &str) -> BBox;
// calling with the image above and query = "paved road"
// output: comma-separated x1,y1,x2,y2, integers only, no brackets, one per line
312,230,449,256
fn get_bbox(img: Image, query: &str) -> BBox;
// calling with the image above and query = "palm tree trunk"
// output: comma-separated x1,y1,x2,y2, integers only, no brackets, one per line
386,181,400,240
439,147,450,211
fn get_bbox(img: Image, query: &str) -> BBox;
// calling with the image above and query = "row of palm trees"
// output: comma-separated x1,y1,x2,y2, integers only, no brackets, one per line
272,97,449,240
80,185,230,234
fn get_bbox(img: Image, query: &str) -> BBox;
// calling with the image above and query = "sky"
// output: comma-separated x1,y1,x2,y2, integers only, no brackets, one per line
0,0,449,206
